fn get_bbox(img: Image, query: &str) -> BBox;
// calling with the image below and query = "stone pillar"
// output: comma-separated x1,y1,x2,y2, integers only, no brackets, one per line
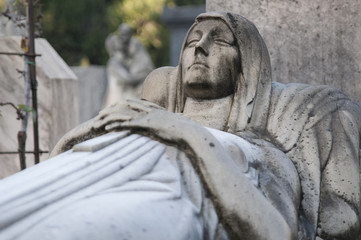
0,36,78,178
162,5,205,66
207,0,361,103
71,65,107,123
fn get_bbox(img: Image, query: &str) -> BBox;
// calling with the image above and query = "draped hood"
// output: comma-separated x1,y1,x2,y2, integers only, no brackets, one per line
166,12,272,134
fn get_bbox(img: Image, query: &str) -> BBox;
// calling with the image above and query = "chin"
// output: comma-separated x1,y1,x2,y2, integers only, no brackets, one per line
184,71,209,84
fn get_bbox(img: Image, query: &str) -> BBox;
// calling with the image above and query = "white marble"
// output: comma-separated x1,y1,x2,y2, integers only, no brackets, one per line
0,132,207,239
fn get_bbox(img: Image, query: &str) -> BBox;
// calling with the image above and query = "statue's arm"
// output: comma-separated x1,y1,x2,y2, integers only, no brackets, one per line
99,101,295,239
49,99,165,157
106,58,133,83
127,40,155,82
179,127,296,239
50,99,295,239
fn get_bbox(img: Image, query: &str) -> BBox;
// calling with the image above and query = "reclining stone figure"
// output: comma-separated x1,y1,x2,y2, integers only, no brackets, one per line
0,12,360,240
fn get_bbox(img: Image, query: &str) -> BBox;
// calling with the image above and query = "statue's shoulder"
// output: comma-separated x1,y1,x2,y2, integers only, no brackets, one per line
269,81,361,136
271,81,357,105
142,66,178,109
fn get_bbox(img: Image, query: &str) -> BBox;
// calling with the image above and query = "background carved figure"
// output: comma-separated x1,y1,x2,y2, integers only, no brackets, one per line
0,12,360,240
103,23,154,107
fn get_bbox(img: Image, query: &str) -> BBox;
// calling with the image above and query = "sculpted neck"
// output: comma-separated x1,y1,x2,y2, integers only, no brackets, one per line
182,95,233,131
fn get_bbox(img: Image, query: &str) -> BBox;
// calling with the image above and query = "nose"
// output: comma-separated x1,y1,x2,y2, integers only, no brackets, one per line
194,36,209,56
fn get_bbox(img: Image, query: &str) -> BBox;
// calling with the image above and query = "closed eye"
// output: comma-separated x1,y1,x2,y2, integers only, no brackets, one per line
214,39,234,46
186,39,199,47
186,30,202,47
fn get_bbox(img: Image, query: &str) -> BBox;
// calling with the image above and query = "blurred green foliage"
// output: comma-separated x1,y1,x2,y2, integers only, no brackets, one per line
105,0,170,67
167,0,205,6
40,0,204,67
42,0,112,66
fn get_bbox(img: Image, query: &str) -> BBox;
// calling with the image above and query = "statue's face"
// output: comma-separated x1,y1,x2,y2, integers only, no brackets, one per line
116,25,132,52
181,19,240,99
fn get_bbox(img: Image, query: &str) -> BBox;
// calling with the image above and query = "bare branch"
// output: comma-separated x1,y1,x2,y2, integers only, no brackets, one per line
0,102,24,120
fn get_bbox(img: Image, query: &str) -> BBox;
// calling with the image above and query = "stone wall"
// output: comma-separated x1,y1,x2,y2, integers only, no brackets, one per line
71,65,107,123
0,36,78,178
207,0,361,103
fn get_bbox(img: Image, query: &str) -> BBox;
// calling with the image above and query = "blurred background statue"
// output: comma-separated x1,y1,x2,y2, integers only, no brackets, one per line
103,23,154,107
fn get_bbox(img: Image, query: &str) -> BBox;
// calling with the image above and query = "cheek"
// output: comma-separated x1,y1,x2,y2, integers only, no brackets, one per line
181,49,193,66
181,50,193,75
224,48,238,65
213,49,238,75
223,50,239,79
209,49,239,93
211,46,237,65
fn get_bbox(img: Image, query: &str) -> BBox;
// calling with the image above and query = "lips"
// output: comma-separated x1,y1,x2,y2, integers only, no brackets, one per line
188,61,209,70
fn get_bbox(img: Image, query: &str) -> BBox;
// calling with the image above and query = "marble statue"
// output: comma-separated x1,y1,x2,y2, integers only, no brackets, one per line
1,12,361,240
103,23,154,107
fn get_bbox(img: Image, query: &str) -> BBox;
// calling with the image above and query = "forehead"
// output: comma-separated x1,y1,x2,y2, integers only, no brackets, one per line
189,19,234,38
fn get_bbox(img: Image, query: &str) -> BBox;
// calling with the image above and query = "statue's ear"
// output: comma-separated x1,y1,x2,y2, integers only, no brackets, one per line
141,66,178,109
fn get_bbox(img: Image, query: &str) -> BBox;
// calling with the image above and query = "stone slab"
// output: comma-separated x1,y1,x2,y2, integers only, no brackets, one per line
0,36,78,178
207,0,361,103
71,65,107,123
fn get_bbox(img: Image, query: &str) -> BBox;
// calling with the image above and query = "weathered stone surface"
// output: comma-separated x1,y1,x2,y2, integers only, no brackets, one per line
71,65,107,122
1,11,361,240
0,36,78,178
207,0,361,103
